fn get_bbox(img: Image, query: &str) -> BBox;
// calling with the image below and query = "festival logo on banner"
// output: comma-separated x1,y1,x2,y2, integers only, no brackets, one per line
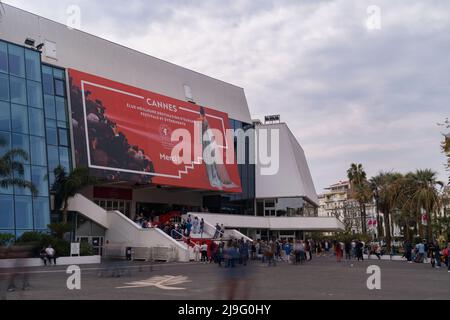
69,69,242,193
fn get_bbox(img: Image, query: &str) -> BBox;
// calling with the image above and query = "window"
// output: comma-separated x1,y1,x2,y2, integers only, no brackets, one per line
0,101,11,131
58,128,68,146
59,147,70,170
48,170,55,188
10,76,27,105
14,165,31,196
42,66,54,95
30,136,47,166
0,73,9,101
27,80,43,109
57,121,67,129
47,145,59,171
32,166,49,197
46,126,58,146
25,50,41,82
54,79,65,97
29,108,45,137
33,197,50,230
53,68,65,80
8,44,25,78
44,95,56,119
0,195,14,229
0,131,11,157
0,42,7,73
11,104,28,134
15,196,33,229
55,96,67,122
12,134,30,164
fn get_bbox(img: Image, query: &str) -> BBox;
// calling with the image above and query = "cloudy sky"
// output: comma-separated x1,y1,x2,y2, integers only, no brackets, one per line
3,0,449,192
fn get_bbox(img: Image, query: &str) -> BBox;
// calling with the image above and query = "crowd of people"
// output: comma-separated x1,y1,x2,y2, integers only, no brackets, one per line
191,238,329,267
70,83,154,183
133,214,227,241
402,239,450,270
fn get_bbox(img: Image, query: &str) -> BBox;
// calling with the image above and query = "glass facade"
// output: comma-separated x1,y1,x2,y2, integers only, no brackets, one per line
0,40,72,237
42,64,71,187
203,120,256,215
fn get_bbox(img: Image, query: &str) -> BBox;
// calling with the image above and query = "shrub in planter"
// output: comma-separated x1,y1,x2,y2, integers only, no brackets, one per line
80,241,94,256
0,233,15,247
16,231,45,243
48,223,72,239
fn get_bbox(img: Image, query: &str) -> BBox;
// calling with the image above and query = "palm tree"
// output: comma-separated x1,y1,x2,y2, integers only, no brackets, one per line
370,171,403,252
0,137,37,195
51,165,97,223
410,169,443,241
370,175,384,238
347,163,371,234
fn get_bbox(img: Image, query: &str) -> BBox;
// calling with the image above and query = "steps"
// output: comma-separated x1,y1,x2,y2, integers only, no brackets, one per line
67,194,190,262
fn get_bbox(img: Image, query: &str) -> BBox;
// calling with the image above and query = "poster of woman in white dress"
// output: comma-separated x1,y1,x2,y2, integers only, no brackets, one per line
198,107,239,190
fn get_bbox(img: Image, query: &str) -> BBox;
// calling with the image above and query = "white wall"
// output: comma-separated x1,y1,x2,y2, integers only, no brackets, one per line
106,211,190,262
192,213,345,231
67,193,109,228
67,194,190,261
256,123,319,205
0,4,252,124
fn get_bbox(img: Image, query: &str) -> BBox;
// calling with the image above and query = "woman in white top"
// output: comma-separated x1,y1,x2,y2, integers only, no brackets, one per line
193,242,201,262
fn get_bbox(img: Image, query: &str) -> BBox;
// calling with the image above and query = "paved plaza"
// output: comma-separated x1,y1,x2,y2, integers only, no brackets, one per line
1,256,449,300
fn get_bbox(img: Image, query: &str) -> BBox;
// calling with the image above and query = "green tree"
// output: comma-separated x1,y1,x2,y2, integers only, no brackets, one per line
51,165,97,223
370,171,403,252
438,118,449,185
0,137,37,195
410,169,443,241
347,163,372,234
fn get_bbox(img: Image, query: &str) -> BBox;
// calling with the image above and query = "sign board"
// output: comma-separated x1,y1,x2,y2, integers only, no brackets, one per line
69,69,241,193
71,243,80,256
264,115,280,123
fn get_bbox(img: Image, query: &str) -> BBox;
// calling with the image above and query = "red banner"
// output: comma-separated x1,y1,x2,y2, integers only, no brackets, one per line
69,69,241,193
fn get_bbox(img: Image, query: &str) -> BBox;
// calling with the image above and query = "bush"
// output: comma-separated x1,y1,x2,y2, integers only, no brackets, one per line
16,231,45,244
80,241,93,256
8,231,95,257
0,233,15,246
48,223,72,239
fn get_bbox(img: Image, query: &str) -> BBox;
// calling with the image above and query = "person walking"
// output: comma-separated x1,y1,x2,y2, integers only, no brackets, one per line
220,224,225,239
201,242,208,263
404,240,413,263
374,244,381,260
192,217,200,234
335,242,343,262
429,241,440,268
345,241,351,260
200,218,205,237
446,243,450,273
193,242,201,262
415,240,426,263
356,241,364,261
305,241,311,261
213,223,220,239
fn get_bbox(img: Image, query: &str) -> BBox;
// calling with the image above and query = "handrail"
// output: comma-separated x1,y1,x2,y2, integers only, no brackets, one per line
170,229,199,248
